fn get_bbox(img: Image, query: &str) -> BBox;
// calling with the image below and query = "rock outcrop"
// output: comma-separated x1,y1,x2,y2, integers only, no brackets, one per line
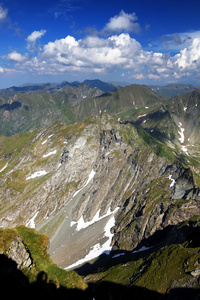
5,235,32,269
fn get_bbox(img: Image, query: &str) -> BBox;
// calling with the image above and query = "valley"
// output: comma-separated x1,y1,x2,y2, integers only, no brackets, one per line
0,81,200,298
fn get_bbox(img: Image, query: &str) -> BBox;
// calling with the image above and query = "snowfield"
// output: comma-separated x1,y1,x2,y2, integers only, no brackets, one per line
70,207,115,231
66,207,119,270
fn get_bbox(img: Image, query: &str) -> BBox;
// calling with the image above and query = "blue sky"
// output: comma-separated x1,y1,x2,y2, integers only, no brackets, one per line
0,0,200,88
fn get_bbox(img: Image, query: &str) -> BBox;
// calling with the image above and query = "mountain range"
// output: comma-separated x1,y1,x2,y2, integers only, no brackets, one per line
0,80,200,299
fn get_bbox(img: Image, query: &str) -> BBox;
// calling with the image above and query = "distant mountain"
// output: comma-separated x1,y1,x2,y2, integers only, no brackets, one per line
0,79,121,97
83,79,121,92
72,84,165,122
0,81,82,97
0,84,103,135
0,83,164,136
149,83,200,98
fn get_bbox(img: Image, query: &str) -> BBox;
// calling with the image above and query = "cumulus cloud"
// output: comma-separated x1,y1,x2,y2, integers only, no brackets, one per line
27,29,47,43
40,33,142,73
103,10,141,34
1,9,200,84
26,29,47,51
175,37,200,70
0,5,8,23
2,28,200,83
5,51,28,63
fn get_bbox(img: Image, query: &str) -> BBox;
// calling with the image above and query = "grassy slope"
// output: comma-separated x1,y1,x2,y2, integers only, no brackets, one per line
0,226,87,290
71,84,165,122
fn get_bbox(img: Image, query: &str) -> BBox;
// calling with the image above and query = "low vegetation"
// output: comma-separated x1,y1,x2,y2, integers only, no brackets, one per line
0,226,87,290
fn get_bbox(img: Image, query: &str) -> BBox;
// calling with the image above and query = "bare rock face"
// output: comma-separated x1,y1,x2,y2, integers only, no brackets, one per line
6,235,32,269
112,160,200,251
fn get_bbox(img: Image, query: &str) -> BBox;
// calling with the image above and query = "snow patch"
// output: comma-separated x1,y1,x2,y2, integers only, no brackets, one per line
26,170,48,180
178,122,185,143
26,211,39,228
168,175,176,187
43,150,57,158
0,162,8,173
178,122,189,155
41,139,48,145
41,134,54,145
73,169,95,198
138,114,146,118
181,145,189,155
72,207,115,231
57,163,62,169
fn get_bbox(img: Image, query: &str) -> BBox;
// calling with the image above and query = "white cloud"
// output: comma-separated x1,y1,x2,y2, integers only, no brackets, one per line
0,67,4,73
148,74,160,79
27,29,47,43
175,37,200,70
26,29,47,52
2,28,200,83
0,5,8,23
6,51,28,63
133,73,145,79
41,33,136,72
103,10,141,34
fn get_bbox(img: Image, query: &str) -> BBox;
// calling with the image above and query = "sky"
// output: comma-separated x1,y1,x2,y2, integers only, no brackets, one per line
0,0,200,88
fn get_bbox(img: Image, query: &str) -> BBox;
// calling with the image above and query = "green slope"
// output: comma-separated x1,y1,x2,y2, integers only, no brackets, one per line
72,84,165,122
0,226,87,290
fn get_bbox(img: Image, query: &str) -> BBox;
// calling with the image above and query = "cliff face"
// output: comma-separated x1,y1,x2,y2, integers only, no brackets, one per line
113,160,200,250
